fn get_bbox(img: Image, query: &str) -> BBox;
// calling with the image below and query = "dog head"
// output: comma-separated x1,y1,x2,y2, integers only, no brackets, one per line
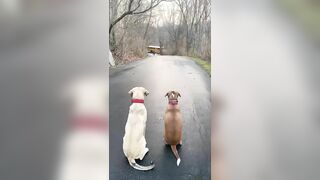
64,76,107,116
128,87,149,99
165,90,181,101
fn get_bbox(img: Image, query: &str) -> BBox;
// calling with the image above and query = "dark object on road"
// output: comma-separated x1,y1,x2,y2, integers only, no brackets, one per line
164,91,183,166
147,45,161,54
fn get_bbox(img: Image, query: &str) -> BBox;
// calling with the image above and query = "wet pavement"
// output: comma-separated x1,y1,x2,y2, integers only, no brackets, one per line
109,56,211,180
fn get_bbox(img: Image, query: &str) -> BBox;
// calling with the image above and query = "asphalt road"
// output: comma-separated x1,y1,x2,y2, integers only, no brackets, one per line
109,56,211,180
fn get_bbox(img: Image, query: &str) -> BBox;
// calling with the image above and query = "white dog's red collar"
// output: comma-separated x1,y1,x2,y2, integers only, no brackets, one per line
71,115,108,131
131,99,144,103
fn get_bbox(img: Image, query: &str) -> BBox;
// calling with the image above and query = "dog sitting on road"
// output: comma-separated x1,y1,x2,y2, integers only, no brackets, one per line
57,77,108,180
163,90,182,166
123,87,155,171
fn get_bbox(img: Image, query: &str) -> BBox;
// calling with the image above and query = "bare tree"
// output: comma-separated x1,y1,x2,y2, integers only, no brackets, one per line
143,9,153,40
109,0,211,64
174,0,210,58
109,0,165,34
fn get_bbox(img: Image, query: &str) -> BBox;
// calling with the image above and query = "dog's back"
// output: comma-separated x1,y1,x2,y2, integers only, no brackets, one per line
164,108,182,144
123,87,155,170
164,91,182,166
123,103,147,158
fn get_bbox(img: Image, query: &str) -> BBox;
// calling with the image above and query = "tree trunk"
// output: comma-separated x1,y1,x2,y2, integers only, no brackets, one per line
143,10,153,40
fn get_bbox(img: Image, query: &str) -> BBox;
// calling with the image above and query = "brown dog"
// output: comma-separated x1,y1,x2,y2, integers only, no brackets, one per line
164,90,182,166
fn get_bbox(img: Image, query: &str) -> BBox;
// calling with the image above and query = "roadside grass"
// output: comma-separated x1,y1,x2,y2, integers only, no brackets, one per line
279,0,320,41
189,57,211,76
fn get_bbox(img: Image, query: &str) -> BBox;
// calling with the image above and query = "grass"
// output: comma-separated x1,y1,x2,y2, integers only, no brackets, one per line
189,57,211,76
279,0,320,41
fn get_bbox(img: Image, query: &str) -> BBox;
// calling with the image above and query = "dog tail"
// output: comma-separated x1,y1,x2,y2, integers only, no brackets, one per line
170,145,181,166
128,158,155,171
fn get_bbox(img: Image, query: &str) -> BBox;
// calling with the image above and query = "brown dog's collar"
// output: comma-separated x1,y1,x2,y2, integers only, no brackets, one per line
169,99,178,105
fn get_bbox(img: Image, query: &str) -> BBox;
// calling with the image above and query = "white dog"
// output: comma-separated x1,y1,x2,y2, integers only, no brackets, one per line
56,77,108,180
123,87,155,171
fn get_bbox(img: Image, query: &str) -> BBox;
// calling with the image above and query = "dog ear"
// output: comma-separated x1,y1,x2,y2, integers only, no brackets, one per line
144,89,150,96
128,88,134,96
165,92,169,97
177,92,181,97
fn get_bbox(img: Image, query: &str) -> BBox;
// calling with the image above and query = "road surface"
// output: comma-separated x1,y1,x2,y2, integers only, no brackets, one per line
109,56,211,180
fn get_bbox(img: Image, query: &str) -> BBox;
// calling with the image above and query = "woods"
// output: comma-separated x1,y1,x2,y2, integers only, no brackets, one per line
110,0,211,64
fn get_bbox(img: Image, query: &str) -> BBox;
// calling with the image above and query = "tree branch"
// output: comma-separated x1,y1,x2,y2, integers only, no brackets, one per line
132,0,162,14
109,0,165,34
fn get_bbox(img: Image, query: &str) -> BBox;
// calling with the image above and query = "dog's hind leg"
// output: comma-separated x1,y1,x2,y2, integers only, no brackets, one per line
163,136,169,145
139,148,149,160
